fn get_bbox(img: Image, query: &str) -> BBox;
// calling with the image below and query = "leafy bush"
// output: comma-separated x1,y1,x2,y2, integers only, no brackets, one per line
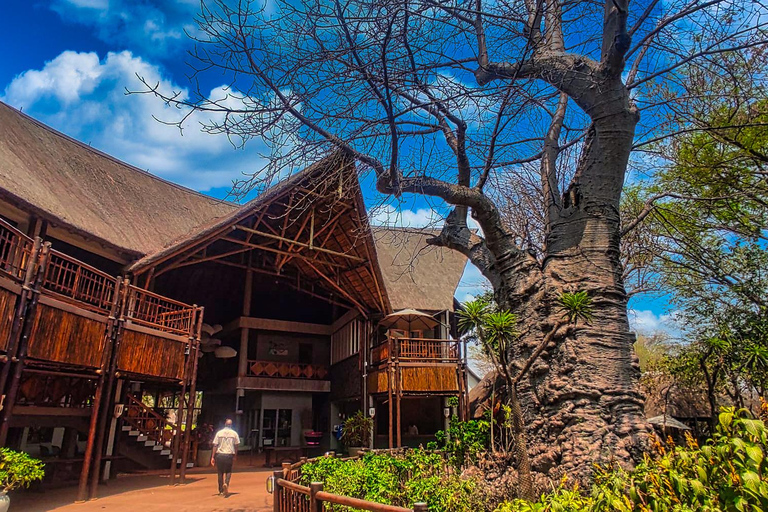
431,415,491,469
0,448,44,493
496,407,768,511
300,449,485,511
340,411,373,448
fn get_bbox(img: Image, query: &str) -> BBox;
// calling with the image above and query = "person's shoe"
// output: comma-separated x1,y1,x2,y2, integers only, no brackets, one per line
222,483,228,495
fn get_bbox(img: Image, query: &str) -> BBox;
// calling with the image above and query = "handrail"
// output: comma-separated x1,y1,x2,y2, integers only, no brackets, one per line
125,285,198,337
123,394,178,446
272,449,429,512
41,249,118,315
0,218,34,282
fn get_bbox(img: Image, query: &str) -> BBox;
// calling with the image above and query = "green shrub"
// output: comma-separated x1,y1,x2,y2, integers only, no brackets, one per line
431,416,491,469
0,448,44,493
300,449,485,511
340,411,373,448
496,407,768,511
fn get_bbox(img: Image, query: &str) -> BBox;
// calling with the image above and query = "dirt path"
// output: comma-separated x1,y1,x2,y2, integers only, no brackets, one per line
11,467,274,512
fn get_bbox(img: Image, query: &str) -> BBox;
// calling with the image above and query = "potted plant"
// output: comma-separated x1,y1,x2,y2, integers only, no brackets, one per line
340,411,373,457
0,448,44,511
193,423,215,467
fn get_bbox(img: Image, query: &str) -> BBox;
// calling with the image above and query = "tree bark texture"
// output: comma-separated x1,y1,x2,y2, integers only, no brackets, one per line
469,90,648,481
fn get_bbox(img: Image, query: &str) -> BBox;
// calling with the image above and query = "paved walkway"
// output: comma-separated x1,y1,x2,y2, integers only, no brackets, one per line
12,467,274,512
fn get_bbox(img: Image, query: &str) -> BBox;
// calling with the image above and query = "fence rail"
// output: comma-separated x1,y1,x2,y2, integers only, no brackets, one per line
270,451,427,512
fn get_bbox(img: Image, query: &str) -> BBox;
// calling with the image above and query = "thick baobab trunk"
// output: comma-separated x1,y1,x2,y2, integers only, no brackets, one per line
471,95,649,481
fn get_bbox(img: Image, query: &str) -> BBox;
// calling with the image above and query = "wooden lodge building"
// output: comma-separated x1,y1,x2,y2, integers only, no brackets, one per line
0,102,469,498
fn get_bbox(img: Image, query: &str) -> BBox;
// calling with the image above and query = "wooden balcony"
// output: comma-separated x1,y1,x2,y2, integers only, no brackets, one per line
0,219,202,382
368,337,462,395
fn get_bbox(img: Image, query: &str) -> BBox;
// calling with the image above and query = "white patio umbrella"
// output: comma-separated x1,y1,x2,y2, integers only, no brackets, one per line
379,309,439,332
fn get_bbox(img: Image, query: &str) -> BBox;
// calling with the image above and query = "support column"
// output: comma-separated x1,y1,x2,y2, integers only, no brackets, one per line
0,238,41,409
88,278,125,499
180,308,204,482
0,241,49,446
102,379,124,480
237,266,253,430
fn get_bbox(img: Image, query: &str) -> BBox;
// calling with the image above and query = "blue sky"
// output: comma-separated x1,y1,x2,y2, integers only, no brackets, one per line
0,1,677,336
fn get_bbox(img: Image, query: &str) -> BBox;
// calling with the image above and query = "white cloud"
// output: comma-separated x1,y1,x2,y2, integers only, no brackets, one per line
628,309,683,339
2,50,269,192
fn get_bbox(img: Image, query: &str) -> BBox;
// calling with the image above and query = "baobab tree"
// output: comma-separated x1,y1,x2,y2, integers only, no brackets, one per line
139,0,768,479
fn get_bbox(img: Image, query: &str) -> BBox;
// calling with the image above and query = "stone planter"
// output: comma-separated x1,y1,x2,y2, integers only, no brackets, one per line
196,448,213,467
348,447,364,458
0,493,9,512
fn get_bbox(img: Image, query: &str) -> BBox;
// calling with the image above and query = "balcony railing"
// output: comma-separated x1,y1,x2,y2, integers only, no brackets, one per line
0,220,34,282
248,360,329,380
42,250,118,315
126,285,198,337
371,337,460,365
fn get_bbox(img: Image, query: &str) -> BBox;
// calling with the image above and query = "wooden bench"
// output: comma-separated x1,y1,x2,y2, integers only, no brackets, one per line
263,446,306,467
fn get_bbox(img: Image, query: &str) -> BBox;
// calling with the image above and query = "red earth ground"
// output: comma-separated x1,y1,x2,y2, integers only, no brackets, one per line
12,464,274,512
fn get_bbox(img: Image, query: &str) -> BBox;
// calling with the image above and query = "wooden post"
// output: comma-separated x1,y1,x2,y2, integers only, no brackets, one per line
272,469,282,512
387,333,393,449
87,277,124,499
180,307,204,482
171,341,193,485
413,502,428,512
0,238,40,402
395,363,402,449
309,482,323,512
0,242,50,446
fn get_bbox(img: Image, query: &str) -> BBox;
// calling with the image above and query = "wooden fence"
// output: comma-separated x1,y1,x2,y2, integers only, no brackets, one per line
269,451,427,512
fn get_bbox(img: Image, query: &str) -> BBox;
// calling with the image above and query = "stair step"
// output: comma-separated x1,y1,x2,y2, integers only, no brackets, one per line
121,426,132,432
137,435,147,442
144,440,157,447
128,430,140,437
161,450,170,455
152,444,163,451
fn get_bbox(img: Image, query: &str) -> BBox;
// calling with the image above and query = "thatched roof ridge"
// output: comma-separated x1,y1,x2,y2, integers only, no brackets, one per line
372,226,467,312
0,102,237,256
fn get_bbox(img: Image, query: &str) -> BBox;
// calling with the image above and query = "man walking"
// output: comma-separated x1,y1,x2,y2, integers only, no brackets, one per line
211,419,240,496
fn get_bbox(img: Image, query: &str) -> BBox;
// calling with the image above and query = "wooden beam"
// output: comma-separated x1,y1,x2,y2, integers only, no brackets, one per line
161,245,252,274
234,226,364,262
237,317,333,336
221,237,348,268
302,260,368,315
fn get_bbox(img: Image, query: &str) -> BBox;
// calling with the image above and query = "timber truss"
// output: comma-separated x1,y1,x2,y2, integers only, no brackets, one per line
134,157,388,316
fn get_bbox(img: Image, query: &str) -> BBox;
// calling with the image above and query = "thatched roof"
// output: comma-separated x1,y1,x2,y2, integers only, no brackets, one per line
0,102,236,256
372,227,467,312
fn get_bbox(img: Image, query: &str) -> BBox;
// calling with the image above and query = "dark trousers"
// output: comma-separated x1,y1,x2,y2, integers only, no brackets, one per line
215,453,234,493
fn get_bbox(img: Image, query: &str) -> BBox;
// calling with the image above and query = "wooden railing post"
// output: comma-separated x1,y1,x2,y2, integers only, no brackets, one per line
413,502,428,512
272,470,283,512
310,482,323,512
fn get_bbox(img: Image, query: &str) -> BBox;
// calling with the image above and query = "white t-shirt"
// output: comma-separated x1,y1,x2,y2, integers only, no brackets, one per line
213,426,240,455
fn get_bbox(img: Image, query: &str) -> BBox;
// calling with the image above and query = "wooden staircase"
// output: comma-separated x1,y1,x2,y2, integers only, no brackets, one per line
119,394,194,469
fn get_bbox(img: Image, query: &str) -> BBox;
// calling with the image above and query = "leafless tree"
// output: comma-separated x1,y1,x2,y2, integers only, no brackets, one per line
136,0,768,480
